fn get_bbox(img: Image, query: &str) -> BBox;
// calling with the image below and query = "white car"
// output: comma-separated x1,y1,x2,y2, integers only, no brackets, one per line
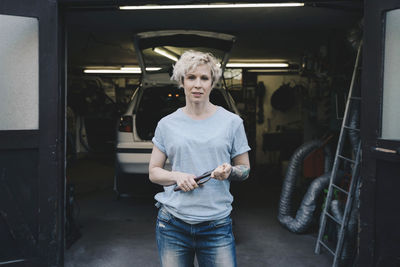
115,30,239,195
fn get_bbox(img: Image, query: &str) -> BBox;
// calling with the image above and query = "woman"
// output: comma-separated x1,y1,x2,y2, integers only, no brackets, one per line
149,50,250,267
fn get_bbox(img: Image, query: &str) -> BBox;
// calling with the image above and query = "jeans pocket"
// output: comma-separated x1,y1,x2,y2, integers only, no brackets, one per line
157,207,173,224
211,216,232,229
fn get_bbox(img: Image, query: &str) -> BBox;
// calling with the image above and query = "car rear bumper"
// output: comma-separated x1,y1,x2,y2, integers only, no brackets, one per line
116,147,171,174
116,147,152,174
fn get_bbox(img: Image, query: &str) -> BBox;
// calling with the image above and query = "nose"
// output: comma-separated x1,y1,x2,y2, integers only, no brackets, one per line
194,78,202,88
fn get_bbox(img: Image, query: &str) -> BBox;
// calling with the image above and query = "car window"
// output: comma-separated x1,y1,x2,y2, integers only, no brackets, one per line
210,89,231,111
135,86,185,140
138,86,186,114
135,86,232,140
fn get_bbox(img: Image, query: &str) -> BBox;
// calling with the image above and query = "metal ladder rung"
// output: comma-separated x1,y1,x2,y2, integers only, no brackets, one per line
332,183,349,195
343,125,360,131
315,43,362,266
319,240,336,256
325,212,343,225
338,155,356,163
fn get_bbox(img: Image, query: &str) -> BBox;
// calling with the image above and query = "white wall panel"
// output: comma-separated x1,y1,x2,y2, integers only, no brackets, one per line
382,9,400,140
0,15,38,130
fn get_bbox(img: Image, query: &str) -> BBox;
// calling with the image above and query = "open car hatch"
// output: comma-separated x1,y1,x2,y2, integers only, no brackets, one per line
133,30,236,76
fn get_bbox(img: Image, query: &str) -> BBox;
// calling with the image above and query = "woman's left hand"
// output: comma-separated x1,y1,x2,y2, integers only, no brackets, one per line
211,163,232,180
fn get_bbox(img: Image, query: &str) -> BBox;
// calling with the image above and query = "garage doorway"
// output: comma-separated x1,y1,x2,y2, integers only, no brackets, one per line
62,2,363,267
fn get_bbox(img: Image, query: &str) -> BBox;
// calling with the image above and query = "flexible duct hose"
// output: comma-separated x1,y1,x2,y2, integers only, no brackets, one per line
330,200,343,221
348,102,360,154
330,180,359,265
278,140,333,233
344,191,358,265
324,145,333,174
279,140,323,217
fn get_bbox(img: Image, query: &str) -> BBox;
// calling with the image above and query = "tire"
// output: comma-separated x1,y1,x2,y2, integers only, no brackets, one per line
114,160,128,199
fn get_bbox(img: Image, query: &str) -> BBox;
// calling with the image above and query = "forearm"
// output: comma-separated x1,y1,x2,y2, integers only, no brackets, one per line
228,165,250,181
149,167,177,186
149,167,198,191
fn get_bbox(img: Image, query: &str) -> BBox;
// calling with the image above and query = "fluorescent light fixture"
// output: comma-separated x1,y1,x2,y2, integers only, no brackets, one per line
121,67,161,71
120,3,304,10
153,47,179,61
84,69,141,74
146,67,161,71
248,69,298,73
84,67,161,74
226,63,289,68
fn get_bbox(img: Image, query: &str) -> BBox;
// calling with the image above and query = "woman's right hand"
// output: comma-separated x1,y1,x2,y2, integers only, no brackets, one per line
173,171,198,192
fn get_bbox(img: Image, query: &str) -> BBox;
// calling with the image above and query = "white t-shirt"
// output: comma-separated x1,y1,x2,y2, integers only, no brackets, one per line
152,106,251,224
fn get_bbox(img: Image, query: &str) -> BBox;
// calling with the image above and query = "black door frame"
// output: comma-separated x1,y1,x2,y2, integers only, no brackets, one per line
360,0,400,266
61,0,400,266
0,1,64,266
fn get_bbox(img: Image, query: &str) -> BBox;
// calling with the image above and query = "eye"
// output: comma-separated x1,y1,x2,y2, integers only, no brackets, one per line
186,75,196,80
201,76,210,81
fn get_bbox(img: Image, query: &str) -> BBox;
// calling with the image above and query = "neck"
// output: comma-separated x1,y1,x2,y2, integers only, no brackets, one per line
183,101,216,119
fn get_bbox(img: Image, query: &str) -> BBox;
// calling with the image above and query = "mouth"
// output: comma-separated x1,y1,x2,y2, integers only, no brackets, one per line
192,92,203,97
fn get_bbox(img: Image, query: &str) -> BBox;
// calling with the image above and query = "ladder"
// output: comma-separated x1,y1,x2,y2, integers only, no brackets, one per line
315,43,362,267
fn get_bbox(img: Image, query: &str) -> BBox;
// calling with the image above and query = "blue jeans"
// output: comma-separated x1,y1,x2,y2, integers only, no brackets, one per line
156,207,237,267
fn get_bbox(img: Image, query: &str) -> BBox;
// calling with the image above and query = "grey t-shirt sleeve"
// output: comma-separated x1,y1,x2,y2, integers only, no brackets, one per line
152,122,166,154
231,120,251,159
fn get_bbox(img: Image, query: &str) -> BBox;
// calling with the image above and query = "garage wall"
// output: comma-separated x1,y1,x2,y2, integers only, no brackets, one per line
255,74,308,166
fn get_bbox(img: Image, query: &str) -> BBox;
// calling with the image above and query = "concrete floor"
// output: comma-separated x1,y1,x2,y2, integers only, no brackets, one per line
65,155,332,267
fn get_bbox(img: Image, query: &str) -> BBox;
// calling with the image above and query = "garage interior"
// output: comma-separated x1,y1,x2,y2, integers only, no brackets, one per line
63,1,363,266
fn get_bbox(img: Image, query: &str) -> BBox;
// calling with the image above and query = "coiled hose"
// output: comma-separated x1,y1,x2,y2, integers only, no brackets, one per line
278,140,333,233
348,102,360,154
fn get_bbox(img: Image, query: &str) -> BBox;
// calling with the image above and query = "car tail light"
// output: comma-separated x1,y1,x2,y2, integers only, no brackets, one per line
119,116,133,132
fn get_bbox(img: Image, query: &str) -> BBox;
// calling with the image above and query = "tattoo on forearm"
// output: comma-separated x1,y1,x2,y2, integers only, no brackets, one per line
228,165,250,181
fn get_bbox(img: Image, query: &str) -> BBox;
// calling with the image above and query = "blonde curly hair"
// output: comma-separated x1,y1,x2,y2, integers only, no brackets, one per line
171,50,222,88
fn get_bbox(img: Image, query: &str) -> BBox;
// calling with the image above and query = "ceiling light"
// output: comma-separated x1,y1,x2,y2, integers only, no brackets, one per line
153,47,179,61
146,67,161,71
121,67,161,71
84,69,142,74
119,3,304,10
83,66,161,74
226,63,289,68
248,69,298,73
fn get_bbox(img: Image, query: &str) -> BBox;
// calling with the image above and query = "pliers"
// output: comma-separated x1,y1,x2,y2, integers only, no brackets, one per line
173,170,213,191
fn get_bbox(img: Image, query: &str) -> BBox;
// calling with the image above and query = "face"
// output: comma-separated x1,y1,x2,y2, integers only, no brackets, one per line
182,64,213,104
